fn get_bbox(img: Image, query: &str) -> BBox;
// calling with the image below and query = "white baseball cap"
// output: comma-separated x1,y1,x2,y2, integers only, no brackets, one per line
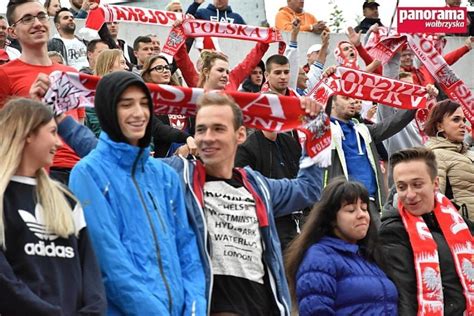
307,44,322,55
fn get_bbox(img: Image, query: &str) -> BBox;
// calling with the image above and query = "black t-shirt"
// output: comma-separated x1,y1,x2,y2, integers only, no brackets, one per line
205,173,279,316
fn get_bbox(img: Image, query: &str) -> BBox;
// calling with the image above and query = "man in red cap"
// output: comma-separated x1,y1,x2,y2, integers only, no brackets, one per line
355,0,384,33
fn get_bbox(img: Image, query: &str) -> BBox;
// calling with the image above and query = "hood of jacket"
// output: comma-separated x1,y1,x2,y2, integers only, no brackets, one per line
425,136,467,154
95,71,153,148
206,3,234,14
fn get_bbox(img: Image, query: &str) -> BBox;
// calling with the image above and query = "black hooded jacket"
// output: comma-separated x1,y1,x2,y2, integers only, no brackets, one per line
377,187,473,316
95,71,153,148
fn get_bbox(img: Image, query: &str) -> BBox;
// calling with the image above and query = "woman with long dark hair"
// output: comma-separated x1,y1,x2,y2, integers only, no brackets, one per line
285,177,397,315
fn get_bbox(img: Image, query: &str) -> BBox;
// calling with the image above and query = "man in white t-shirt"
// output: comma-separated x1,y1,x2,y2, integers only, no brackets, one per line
47,7,88,70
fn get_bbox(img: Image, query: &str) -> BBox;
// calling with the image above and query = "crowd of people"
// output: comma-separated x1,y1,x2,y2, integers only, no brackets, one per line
0,0,473,315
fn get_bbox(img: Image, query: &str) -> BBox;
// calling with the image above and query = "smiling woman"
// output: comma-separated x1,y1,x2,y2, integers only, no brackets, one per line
0,98,106,315
285,177,398,316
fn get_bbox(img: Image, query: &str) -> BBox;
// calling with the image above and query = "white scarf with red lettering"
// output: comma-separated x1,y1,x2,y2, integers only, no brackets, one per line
398,192,474,315
161,19,286,58
307,66,435,110
84,5,183,31
42,71,331,167
364,29,473,127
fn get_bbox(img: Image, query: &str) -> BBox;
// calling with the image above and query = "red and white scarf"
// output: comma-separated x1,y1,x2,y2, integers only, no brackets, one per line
161,18,286,59
84,4,183,31
307,66,435,110
364,29,473,127
398,192,474,315
43,71,331,167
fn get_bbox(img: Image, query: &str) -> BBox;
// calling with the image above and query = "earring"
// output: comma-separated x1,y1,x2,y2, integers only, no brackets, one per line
436,130,444,139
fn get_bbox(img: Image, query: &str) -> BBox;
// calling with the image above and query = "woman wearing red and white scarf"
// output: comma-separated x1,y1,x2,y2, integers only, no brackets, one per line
378,147,474,316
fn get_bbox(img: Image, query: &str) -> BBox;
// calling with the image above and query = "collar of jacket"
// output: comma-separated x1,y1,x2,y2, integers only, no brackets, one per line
426,136,467,154
320,236,360,254
207,3,234,14
192,161,269,227
96,132,150,170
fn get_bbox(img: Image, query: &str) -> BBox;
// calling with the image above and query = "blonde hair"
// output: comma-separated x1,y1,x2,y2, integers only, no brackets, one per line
94,48,123,76
198,50,229,88
0,98,76,249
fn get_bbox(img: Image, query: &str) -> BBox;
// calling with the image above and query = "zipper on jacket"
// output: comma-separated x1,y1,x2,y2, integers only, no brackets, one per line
183,158,214,314
147,191,167,234
131,149,173,312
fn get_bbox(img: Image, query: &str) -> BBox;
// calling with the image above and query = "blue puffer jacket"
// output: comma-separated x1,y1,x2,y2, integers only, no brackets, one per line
164,156,323,315
296,237,398,316
69,133,206,316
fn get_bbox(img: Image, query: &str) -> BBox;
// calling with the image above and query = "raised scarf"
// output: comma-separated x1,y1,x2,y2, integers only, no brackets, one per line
364,29,473,127
307,66,434,110
42,71,331,166
398,192,474,315
84,4,183,31
161,18,286,59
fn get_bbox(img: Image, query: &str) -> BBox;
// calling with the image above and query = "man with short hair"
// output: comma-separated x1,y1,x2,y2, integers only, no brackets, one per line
99,21,136,65
0,0,85,184
80,39,108,75
132,35,153,73
69,0,96,18
379,147,473,315
354,0,384,34
146,34,161,54
0,16,21,60
275,0,327,33
326,92,421,227
48,8,88,70
264,55,296,97
58,90,325,315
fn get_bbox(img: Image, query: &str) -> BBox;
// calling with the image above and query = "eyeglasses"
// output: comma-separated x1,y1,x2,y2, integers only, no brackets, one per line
12,12,49,27
151,65,171,73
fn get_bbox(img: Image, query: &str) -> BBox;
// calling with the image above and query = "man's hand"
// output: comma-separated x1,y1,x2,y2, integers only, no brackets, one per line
175,137,198,157
322,65,337,78
300,96,323,117
312,21,327,34
186,136,198,156
290,18,301,42
29,73,50,101
321,30,330,47
194,0,204,4
346,26,361,47
465,36,473,50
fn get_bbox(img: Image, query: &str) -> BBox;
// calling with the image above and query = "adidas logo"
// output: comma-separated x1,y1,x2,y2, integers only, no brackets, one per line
24,240,74,258
19,205,75,258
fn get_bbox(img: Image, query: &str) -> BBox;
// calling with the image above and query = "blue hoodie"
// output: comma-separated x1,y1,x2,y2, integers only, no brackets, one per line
192,3,246,24
69,72,206,315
